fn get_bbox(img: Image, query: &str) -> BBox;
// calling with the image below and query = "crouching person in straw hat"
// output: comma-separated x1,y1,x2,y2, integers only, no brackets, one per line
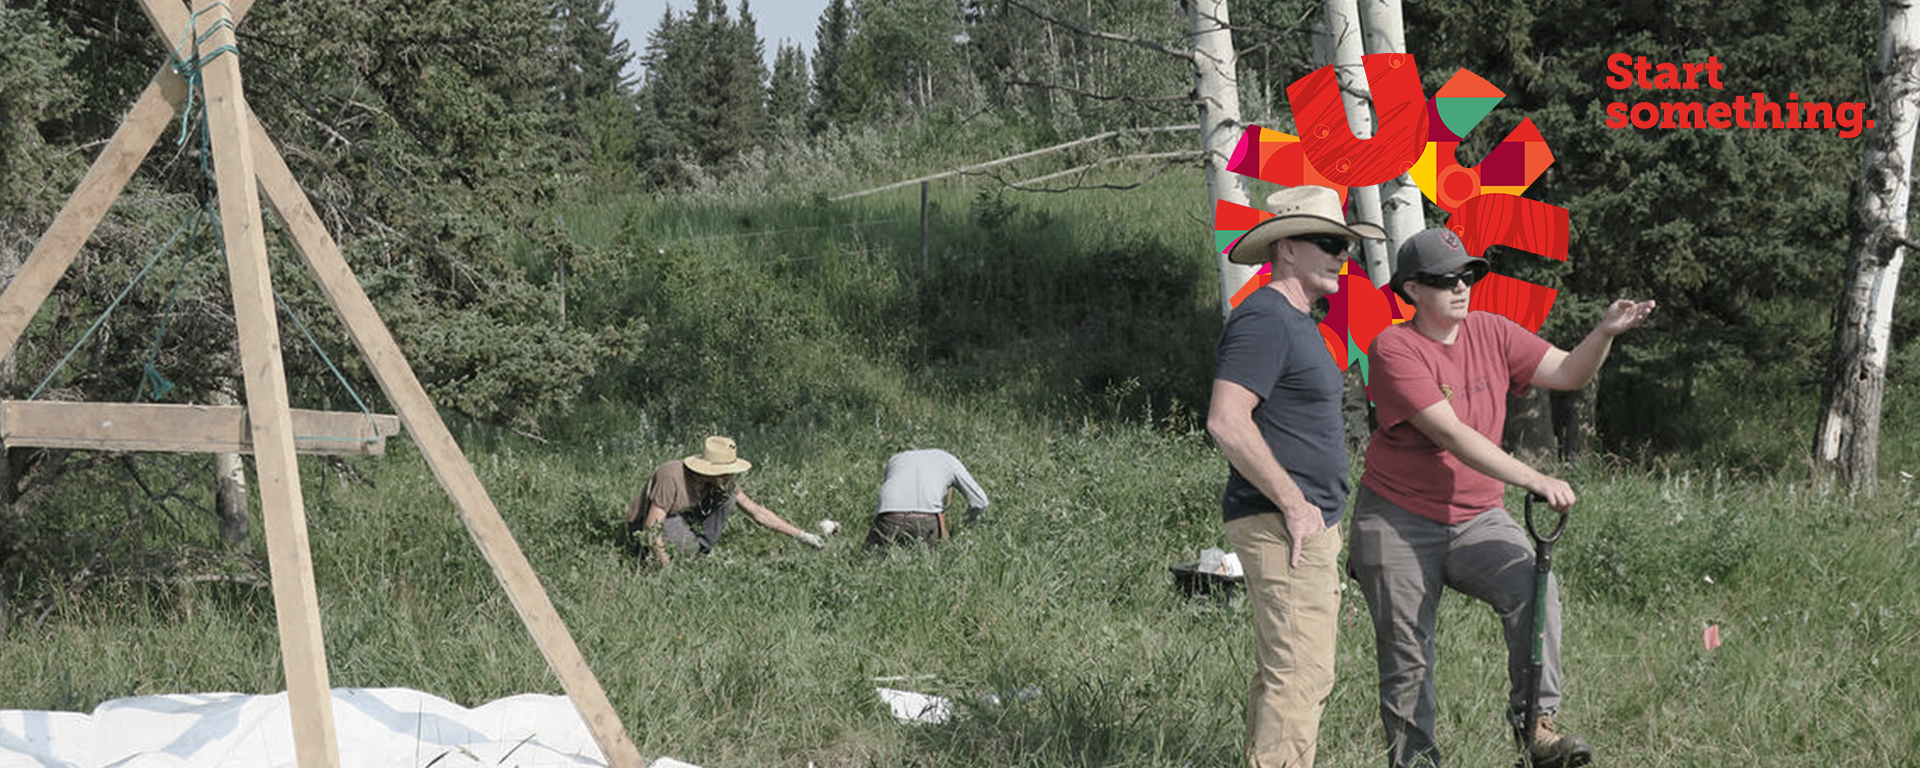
1207,185,1383,768
625,435,824,565
1350,227,1653,768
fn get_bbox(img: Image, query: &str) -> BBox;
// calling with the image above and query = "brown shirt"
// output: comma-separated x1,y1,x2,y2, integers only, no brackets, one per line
625,460,733,524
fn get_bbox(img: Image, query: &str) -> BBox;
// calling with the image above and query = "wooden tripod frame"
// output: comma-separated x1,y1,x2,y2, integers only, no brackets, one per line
0,2,645,766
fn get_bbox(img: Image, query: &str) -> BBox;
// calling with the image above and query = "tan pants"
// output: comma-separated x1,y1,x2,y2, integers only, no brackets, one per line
1225,514,1343,768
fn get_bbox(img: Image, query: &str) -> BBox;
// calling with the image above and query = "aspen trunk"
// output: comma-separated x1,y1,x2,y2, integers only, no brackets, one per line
1320,0,1390,284
212,385,252,550
1185,0,1254,316
1813,0,1919,494
1358,0,1425,279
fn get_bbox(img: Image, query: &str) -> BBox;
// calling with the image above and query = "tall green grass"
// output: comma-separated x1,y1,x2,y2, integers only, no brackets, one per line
2,400,1915,767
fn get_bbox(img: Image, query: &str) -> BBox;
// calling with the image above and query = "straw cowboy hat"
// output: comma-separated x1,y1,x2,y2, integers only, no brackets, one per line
684,435,753,476
1227,185,1387,265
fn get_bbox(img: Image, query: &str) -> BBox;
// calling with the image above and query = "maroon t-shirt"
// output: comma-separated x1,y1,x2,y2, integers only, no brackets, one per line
1361,312,1550,524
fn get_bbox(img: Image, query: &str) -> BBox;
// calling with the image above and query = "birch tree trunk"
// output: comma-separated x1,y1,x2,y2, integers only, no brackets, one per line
1358,0,1425,279
1185,0,1254,316
212,376,252,549
1320,0,1390,283
1813,0,1920,495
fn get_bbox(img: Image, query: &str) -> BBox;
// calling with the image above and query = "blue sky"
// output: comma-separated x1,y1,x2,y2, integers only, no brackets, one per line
609,0,833,79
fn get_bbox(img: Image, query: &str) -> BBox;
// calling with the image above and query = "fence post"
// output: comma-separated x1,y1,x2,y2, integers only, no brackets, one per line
920,180,930,272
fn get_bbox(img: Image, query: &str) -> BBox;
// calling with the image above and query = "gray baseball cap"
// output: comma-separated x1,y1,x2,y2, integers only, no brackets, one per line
1390,228,1488,298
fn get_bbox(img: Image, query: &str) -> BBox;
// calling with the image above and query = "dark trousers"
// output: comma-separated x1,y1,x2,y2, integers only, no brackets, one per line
627,490,737,558
863,512,946,549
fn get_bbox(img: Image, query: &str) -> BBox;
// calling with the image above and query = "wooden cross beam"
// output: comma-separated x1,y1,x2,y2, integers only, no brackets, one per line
0,401,400,456
0,3,645,767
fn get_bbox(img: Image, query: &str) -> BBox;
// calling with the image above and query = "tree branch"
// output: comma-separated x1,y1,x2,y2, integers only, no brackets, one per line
1004,79,1197,106
1000,151,1200,190
831,125,1197,201
989,156,1191,193
1006,0,1196,63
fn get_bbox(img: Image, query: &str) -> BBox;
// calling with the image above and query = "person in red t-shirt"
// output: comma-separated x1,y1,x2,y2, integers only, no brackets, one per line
1351,228,1654,768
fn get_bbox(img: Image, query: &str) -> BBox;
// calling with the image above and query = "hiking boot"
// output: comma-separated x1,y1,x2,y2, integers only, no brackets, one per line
1515,713,1592,768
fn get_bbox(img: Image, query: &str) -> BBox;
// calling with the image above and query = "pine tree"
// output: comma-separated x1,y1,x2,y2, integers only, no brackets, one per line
550,0,634,107
705,0,767,161
550,0,639,173
636,0,769,180
808,0,853,133
767,42,811,136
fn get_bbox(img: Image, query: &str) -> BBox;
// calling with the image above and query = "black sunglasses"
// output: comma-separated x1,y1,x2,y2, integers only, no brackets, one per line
1410,266,1488,290
1293,234,1353,256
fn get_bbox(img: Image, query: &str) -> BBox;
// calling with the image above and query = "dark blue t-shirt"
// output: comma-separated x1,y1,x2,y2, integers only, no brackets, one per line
1214,287,1348,527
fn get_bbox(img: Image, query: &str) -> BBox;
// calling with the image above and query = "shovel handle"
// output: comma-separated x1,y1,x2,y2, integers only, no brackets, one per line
1523,491,1569,544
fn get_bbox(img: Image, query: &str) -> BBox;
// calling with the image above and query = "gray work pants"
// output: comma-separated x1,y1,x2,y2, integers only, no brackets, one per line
1347,485,1563,768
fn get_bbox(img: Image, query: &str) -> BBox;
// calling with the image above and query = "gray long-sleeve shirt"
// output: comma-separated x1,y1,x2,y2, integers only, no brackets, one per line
873,449,990,517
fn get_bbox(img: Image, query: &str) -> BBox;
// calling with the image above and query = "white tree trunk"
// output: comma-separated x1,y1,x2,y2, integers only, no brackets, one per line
1320,0,1391,283
211,379,252,549
1813,0,1920,494
1186,0,1254,316
1358,0,1424,282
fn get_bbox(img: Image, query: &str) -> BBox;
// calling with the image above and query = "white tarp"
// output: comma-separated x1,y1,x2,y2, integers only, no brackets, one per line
0,687,698,768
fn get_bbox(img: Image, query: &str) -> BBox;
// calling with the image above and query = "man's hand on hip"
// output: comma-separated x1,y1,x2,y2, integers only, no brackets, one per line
1282,503,1327,568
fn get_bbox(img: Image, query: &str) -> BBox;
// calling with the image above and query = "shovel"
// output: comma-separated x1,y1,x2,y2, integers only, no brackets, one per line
1518,491,1569,767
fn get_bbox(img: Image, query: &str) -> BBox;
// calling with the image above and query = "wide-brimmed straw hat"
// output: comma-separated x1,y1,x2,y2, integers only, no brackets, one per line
684,435,752,476
1227,186,1387,265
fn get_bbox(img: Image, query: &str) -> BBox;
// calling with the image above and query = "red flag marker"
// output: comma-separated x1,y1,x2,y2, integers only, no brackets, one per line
1703,624,1722,650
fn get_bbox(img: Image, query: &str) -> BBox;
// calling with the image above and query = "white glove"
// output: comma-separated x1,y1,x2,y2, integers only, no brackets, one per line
795,531,826,549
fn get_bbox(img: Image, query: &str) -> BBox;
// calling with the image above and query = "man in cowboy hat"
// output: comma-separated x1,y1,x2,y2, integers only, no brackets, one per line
1349,227,1652,768
625,435,824,565
1207,184,1384,768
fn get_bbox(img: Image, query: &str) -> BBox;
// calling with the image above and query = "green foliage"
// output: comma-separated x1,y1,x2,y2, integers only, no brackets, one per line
808,0,856,133
636,0,769,185
0,4,82,209
841,0,968,122
549,0,643,183
958,0,1194,139
767,42,810,136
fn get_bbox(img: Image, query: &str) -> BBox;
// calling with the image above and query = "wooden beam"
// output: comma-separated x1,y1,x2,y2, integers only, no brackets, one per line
247,114,648,768
0,0,264,362
186,1,340,766
0,401,399,456
0,71,184,363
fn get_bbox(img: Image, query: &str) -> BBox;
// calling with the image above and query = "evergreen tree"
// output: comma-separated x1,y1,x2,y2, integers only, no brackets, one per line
550,0,634,107
635,0,768,181
808,0,854,133
550,0,640,175
767,42,811,136
706,0,768,161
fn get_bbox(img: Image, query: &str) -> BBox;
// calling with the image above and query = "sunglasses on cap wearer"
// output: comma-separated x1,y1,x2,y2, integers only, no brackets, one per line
1292,234,1353,256
1411,264,1490,290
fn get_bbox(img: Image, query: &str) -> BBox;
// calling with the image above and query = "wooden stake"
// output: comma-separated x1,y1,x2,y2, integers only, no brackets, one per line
190,1,339,765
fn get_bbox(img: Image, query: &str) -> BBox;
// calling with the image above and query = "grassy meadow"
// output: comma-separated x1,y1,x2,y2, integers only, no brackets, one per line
2,162,1917,767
